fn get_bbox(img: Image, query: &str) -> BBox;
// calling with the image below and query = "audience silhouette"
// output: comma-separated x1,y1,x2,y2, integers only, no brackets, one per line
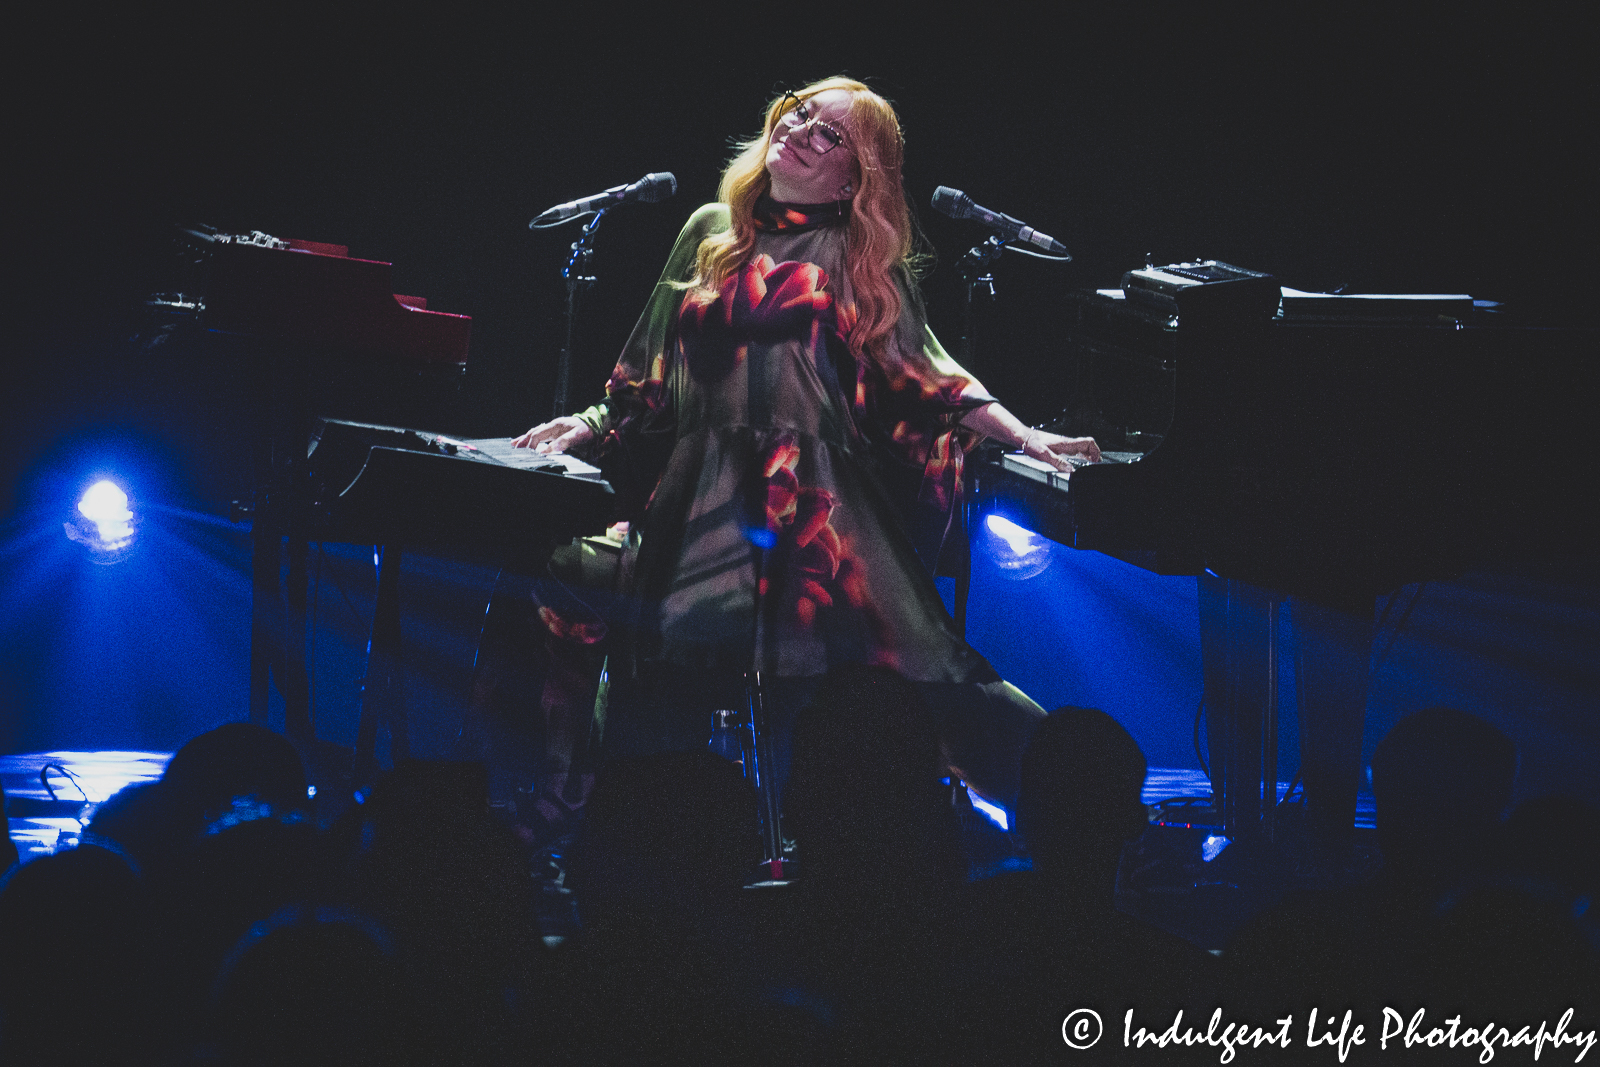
950,705,1216,1064
2,691,1594,1064
779,665,967,1065
0,841,158,1064
207,905,422,1067
1227,706,1597,1016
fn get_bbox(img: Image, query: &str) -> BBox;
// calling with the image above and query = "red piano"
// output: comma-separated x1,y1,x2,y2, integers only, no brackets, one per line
198,231,471,364
180,227,475,751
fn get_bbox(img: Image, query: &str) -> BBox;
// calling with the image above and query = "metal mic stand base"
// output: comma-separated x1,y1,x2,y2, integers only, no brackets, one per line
746,668,787,882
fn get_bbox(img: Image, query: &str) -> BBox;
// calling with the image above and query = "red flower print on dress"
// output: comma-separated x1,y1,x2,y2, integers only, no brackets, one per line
605,353,667,409
757,434,891,656
536,606,606,646
680,255,835,382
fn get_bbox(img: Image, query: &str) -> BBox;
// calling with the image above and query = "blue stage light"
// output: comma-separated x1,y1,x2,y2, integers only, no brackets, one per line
64,479,137,561
981,513,1051,580
743,525,778,549
966,786,1010,831
79,481,133,538
1201,834,1231,862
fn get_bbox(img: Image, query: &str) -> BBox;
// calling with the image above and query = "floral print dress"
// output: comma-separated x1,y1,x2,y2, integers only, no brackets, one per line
575,199,1001,685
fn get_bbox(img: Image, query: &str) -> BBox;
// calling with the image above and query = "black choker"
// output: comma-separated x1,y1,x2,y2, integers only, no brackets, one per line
752,194,852,233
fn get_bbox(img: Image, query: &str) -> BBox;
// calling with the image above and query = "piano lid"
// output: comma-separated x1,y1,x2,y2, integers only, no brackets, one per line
200,230,471,365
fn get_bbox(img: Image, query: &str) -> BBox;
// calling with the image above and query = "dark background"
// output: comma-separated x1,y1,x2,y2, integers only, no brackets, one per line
6,7,1595,520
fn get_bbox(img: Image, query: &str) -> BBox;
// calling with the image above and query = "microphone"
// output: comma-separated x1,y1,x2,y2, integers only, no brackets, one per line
930,186,1070,255
530,172,677,227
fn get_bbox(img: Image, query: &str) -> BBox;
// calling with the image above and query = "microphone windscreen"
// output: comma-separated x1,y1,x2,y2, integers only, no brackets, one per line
640,172,677,203
931,186,971,220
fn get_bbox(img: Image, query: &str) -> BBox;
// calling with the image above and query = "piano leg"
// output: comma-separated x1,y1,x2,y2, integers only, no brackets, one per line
248,509,277,729
1200,574,1374,867
246,374,314,745
355,544,407,791
283,529,314,745
1290,596,1373,862
1199,575,1277,837
247,501,313,740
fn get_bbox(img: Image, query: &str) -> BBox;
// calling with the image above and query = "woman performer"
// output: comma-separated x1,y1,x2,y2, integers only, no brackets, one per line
515,77,1098,805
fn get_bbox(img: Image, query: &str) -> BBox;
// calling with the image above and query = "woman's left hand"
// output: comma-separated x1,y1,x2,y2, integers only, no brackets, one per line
1021,429,1101,472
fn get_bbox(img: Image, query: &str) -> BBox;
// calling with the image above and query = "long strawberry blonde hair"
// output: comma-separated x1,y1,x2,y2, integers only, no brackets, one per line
691,77,924,370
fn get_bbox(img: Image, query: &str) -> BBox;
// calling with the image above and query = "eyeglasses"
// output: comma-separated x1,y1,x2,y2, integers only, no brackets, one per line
776,92,849,156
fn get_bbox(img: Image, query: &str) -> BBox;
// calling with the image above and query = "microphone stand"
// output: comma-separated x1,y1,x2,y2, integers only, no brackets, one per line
551,209,607,419
953,235,1008,639
748,537,786,881
740,443,786,880
957,234,1007,365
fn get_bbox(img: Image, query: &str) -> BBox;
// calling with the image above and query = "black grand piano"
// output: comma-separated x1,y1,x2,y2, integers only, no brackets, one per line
971,266,1598,839
303,420,613,786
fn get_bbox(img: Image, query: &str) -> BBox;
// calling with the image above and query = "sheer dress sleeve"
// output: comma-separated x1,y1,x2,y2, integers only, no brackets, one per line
569,204,730,517
845,269,995,570
571,203,731,445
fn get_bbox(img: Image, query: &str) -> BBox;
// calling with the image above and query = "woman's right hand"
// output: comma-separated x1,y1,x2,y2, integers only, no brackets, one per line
1021,428,1101,472
512,416,597,454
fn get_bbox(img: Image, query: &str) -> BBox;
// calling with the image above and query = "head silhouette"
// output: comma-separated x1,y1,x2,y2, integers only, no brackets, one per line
162,721,308,826
1370,707,1517,882
1018,707,1149,887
